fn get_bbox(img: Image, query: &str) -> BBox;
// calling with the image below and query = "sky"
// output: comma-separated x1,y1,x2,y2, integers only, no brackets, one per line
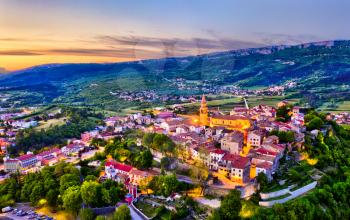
1,0,350,71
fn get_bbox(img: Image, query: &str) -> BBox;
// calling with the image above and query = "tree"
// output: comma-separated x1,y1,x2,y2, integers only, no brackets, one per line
59,173,80,195
85,175,97,182
46,189,59,207
189,163,209,195
62,186,82,214
219,190,242,219
79,208,95,220
142,133,155,147
95,216,107,220
257,172,269,191
138,149,153,169
307,117,324,130
113,205,131,220
30,185,44,205
81,181,102,207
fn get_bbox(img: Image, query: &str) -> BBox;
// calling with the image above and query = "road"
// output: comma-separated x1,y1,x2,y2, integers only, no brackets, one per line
129,205,145,220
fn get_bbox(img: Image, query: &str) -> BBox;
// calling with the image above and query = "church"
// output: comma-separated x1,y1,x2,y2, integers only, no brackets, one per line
199,95,251,131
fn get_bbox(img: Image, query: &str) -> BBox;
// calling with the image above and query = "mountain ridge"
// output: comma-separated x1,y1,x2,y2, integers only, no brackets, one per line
1,40,350,109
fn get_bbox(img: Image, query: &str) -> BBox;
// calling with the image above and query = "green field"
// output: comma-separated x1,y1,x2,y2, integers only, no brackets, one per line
179,95,300,113
318,101,350,113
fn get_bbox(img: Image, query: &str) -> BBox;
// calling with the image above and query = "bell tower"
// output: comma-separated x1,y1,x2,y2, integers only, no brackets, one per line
199,95,208,126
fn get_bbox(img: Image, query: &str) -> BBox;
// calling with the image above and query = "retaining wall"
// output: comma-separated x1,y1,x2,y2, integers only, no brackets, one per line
259,181,317,207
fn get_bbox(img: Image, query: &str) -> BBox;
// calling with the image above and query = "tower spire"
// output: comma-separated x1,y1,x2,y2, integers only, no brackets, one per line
199,94,208,126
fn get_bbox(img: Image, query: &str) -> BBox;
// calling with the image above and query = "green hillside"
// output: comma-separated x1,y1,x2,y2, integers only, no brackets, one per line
0,40,350,111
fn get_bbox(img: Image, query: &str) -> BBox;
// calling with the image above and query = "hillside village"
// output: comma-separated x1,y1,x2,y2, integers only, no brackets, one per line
0,95,349,219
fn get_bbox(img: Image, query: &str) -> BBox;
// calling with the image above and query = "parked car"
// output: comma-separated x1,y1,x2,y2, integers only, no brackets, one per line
1,206,12,213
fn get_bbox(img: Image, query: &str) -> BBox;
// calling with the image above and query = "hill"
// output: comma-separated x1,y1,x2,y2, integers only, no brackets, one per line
1,40,350,111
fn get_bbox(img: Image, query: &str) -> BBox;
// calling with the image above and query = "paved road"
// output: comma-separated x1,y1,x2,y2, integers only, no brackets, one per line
129,206,144,220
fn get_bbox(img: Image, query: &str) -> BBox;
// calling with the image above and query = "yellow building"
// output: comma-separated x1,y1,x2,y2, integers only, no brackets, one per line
199,95,209,125
199,95,251,131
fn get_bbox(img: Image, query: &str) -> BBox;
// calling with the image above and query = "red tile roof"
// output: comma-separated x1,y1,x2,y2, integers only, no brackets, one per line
17,154,36,162
210,149,226,155
256,161,273,170
37,147,61,157
105,159,133,173
223,154,250,169
255,148,277,156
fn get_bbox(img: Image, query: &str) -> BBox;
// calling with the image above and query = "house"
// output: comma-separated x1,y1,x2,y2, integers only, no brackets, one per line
4,158,20,173
220,154,250,184
105,159,133,180
255,162,273,181
17,152,39,169
263,135,279,144
129,169,152,185
221,131,244,154
292,106,300,116
247,130,266,147
61,143,84,156
36,148,61,166
209,149,226,170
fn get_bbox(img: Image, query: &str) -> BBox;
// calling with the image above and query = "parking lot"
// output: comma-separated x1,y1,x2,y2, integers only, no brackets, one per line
1,205,54,220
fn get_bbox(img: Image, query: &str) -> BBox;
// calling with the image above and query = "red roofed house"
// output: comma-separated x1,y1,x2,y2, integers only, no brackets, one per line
105,159,133,182
255,162,273,181
220,154,250,184
36,147,61,166
17,152,39,169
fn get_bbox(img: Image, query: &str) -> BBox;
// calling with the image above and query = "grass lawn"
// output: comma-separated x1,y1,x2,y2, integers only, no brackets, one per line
262,183,289,193
134,201,159,218
34,117,67,131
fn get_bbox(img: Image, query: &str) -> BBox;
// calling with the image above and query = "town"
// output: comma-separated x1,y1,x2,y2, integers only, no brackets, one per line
1,93,349,220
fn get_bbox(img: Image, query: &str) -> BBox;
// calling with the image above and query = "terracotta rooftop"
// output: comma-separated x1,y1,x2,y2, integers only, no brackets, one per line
105,159,133,173
17,153,36,161
223,154,250,169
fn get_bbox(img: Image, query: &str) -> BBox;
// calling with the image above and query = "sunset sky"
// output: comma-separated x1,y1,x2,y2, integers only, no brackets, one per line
1,0,350,71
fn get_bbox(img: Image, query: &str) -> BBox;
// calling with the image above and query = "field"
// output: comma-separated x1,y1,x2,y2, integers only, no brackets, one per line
34,117,67,131
317,101,350,113
178,95,300,114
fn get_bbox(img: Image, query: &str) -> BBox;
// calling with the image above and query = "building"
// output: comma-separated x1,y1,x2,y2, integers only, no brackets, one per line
247,130,266,147
221,131,244,154
219,154,250,184
210,115,251,131
4,158,20,173
199,95,209,125
209,149,226,170
105,159,133,180
36,147,61,166
17,153,39,169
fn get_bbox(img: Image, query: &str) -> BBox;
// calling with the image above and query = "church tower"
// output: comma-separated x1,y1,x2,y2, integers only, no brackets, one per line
199,95,208,126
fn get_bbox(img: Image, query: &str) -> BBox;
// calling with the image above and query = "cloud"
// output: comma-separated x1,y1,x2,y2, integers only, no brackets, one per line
95,35,265,59
0,35,265,60
0,50,42,56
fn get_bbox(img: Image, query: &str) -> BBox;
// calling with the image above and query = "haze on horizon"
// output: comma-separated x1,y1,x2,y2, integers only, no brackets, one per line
1,0,350,71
